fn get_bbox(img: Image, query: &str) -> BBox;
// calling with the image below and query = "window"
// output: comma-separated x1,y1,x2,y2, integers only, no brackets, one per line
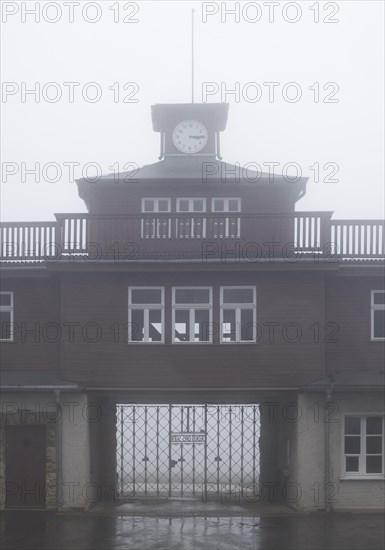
212,198,241,238
177,198,206,213
371,291,385,340
128,287,164,343
343,415,384,478
176,198,206,238
172,287,212,343
212,198,241,213
141,198,171,213
0,292,13,342
220,287,256,343
141,198,171,239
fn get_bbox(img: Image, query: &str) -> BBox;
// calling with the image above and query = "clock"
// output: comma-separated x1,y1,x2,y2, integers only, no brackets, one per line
172,120,208,154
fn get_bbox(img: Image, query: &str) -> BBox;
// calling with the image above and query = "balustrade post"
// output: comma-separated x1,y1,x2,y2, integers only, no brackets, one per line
320,212,333,255
54,214,64,259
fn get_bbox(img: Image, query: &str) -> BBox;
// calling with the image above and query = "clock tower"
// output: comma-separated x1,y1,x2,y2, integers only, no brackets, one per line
151,103,229,159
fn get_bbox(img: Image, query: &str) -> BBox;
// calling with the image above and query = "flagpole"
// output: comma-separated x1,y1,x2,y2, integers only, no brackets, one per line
191,8,195,103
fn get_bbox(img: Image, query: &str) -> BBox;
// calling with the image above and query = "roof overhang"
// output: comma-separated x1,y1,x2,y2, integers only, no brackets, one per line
151,103,229,132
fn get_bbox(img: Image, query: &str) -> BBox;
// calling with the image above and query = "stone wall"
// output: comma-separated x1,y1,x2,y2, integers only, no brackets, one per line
0,391,91,510
296,391,385,511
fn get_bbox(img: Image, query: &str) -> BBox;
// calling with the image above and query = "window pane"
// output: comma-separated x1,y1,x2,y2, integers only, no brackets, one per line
175,310,189,341
345,436,360,454
0,293,12,306
175,288,210,304
373,310,385,338
193,199,205,212
213,199,224,212
373,291,385,305
366,417,383,435
194,309,210,342
345,417,361,435
178,200,189,212
158,200,169,212
223,288,254,304
131,289,162,305
130,310,144,342
149,309,162,342
228,199,240,212
143,199,154,212
366,436,382,454
222,309,236,342
346,456,359,472
0,311,12,340
241,309,254,341
366,456,382,474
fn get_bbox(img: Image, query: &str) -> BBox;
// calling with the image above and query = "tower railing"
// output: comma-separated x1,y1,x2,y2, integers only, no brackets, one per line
0,213,384,261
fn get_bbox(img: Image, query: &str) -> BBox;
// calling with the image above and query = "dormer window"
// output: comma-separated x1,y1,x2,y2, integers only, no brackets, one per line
212,198,241,213
212,198,241,238
141,198,171,239
142,198,171,213
176,198,206,213
176,198,206,238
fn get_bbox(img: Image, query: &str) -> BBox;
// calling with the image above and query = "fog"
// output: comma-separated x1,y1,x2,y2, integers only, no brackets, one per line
1,1,384,221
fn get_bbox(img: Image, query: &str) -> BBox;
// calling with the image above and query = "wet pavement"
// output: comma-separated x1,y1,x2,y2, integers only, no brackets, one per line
1,510,384,550
91,497,296,517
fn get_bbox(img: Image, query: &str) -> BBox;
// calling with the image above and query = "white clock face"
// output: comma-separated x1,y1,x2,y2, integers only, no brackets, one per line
172,120,208,154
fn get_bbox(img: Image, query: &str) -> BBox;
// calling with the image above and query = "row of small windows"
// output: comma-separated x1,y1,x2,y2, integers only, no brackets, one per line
142,198,241,213
1,290,384,343
128,287,256,343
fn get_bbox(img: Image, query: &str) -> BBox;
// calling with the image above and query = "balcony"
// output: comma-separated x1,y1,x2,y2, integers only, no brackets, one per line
0,213,384,262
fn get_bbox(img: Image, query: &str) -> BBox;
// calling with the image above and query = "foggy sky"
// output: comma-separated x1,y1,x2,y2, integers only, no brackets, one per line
1,0,384,221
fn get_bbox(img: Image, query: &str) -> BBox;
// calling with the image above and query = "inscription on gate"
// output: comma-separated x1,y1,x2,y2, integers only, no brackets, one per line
170,432,206,444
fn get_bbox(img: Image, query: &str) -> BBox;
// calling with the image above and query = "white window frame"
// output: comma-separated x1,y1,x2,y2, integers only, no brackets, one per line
141,198,171,213
211,198,241,238
341,414,385,480
176,198,207,238
220,286,256,343
128,287,164,343
141,198,171,239
172,287,213,343
211,197,241,213
371,290,385,341
176,198,206,212
0,291,14,342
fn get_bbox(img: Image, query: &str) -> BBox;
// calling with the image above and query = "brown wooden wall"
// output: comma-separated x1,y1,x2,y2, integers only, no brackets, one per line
2,268,383,389
325,274,385,372
0,276,60,372
59,270,325,388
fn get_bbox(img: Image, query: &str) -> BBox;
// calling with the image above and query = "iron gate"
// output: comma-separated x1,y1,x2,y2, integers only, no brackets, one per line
116,404,260,499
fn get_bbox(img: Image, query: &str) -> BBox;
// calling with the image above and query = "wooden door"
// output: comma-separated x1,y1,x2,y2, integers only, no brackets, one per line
5,425,46,508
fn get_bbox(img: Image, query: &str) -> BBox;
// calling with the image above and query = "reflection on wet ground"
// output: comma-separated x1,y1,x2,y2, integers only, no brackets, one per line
1,511,384,550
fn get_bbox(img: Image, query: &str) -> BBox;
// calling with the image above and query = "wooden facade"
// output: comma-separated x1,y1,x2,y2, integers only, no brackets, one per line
1,100,384,390
0,103,384,511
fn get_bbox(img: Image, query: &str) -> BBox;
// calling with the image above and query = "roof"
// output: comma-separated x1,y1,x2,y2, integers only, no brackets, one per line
0,370,82,391
77,156,308,186
76,157,308,211
301,370,385,392
151,103,229,132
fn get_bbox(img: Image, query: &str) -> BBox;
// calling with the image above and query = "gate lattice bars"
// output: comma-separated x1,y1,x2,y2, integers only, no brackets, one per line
116,404,260,499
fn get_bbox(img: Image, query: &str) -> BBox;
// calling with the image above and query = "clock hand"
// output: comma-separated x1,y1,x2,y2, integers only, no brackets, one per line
189,135,205,139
